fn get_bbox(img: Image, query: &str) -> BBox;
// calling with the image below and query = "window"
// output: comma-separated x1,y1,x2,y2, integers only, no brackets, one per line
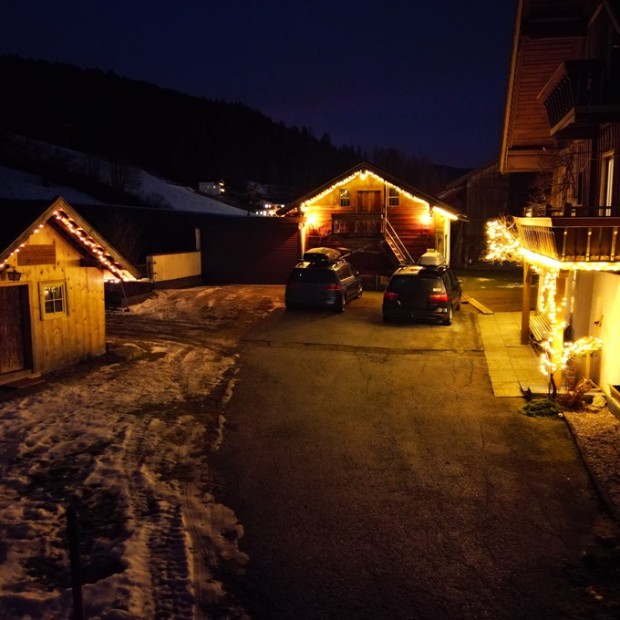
600,151,614,207
574,171,584,205
40,282,67,319
339,189,350,207
388,187,399,206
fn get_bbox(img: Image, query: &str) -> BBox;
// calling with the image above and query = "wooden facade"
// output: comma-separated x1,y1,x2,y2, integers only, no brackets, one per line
278,163,461,277
0,197,139,383
501,0,620,398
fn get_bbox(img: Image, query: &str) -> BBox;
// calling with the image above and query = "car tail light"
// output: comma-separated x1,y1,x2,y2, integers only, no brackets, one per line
323,284,341,291
429,293,448,302
384,291,400,301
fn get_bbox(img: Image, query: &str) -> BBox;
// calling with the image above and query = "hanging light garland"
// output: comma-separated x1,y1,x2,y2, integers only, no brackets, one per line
53,209,132,281
2,223,46,269
3,211,134,282
300,169,443,217
537,269,567,377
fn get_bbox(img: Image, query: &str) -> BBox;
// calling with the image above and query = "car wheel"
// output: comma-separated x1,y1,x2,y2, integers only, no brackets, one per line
383,314,392,323
442,305,453,325
335,294,345,313
455,299,461,311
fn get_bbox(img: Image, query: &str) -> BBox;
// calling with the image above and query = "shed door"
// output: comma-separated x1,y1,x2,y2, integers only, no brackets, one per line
0,286,30,373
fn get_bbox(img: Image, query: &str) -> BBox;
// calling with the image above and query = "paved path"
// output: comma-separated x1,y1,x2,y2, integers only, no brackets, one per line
478,311,620,521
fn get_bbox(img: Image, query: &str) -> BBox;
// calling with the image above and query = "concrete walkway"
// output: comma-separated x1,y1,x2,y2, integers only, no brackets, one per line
477,311,547,397
477,311,620,522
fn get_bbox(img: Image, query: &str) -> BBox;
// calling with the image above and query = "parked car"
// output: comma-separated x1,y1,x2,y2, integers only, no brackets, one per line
285,247,363,312
382,262,462,325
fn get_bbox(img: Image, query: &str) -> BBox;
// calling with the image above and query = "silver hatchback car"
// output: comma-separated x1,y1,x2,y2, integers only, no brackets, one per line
285,247,363,312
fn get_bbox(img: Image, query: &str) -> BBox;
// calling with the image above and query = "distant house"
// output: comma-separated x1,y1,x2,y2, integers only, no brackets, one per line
0,196,140,384
278,162,463,283
500,0,620,406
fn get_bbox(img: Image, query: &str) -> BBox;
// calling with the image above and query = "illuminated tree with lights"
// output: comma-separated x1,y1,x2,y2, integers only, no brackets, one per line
484,216,522,264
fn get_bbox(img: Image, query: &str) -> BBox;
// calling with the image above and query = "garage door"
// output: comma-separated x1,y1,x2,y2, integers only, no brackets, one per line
201,218,301,284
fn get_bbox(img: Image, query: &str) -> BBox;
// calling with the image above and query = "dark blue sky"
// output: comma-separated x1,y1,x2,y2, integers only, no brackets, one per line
1,0,517,168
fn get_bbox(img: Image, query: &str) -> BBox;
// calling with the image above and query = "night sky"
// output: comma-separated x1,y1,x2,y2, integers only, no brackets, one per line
1,1,517,168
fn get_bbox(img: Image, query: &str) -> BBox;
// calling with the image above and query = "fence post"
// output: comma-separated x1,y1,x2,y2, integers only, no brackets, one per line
67,503,84,620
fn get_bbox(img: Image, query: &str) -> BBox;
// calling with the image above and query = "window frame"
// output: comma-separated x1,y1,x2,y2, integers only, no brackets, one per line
339,188,351,207
388,187,400,206
600,150,615,207
39,281,68,320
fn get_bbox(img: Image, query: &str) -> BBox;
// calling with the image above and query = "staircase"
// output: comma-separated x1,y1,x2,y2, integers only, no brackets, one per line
384,219,414,265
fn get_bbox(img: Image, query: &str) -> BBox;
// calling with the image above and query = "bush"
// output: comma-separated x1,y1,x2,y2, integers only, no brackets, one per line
520,398,564,418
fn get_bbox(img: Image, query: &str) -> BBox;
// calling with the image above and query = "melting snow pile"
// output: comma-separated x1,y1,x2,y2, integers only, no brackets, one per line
0,285,282,619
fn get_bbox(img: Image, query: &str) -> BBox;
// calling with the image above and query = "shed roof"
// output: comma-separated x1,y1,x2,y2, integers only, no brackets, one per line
0,196,141,281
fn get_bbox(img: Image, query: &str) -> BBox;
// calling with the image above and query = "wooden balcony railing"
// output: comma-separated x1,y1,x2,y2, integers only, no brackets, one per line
331,213,384,237
537,60,620,137
526,204,620,218
517,217,620,263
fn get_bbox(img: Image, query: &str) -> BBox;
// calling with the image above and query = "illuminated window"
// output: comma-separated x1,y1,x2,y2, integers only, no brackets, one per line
388,188,399,206
339,189,350,207
40,282,67,319
600,151,614,207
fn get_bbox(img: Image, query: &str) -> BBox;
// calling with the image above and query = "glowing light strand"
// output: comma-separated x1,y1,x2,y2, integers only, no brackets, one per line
484,217,522,263
300,170,440,216
53,210,131,281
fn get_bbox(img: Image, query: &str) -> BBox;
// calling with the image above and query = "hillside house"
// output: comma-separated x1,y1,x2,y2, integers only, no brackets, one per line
501,0,620,406
278,163,462,283
0,196,140,384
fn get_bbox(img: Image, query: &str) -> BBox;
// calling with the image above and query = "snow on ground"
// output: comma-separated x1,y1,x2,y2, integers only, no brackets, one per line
0,136,248,216
0,285,282,619
0,164,105,205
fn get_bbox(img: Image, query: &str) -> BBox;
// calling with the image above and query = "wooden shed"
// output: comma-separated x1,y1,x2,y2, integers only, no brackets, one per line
0,196,140,385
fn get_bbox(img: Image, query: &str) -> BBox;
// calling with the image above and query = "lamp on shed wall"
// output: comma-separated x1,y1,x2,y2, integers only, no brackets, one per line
6,266,22,281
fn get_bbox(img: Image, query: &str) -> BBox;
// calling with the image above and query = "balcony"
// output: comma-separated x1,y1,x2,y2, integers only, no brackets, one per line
516,212,620,264
526,204,620,218
537,60,620,138
331,213,384,237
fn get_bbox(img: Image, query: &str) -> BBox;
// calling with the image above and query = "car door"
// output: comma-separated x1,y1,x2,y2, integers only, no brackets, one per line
337,265,352,301
443,270,461,309
338,264,358,301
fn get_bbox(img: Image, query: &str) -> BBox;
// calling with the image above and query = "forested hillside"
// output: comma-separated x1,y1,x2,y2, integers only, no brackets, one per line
0,56,468,203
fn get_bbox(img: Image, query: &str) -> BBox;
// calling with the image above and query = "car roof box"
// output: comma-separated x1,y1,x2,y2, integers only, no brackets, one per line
303,247,341,263
418,250,446,266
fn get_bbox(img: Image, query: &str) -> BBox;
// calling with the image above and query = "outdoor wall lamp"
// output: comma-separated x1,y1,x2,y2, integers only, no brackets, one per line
6,266,22,281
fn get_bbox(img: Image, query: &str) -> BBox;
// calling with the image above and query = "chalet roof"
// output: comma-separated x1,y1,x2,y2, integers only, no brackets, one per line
500,0,590,173
0,196,141,281
277,162,461,218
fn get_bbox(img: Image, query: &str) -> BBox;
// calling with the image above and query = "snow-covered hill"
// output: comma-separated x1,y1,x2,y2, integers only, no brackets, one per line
0,137,249,216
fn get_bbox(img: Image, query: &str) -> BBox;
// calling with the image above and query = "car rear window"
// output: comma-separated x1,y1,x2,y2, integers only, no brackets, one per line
387,275,444,294
288,268,337,284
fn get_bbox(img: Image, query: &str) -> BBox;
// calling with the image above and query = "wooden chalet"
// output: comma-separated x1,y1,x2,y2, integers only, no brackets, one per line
0,196,140,384
501,0,620,402
278,163,462,282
